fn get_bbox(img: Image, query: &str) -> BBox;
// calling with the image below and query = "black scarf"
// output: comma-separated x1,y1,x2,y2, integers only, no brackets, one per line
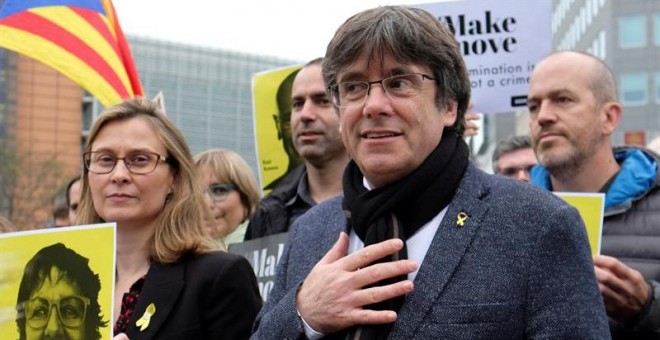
340,133,469,339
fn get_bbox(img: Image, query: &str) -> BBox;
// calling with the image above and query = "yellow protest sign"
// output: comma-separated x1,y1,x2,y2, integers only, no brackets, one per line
555,192,605,256
252,64,303,194
0,224,116,340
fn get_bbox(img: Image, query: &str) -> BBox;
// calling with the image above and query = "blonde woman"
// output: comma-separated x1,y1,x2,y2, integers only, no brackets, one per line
76,98,261,339
194,149,260,246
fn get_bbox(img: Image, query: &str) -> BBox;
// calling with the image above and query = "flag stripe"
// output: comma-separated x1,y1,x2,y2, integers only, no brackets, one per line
0,25,122,104
2,10,130,98
0,0,105,19
32,6,131,93
102,0,143,95
100,0,115,33
70,7,119,57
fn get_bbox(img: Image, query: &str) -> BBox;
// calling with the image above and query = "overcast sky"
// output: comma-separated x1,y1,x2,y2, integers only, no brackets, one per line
112,0,452,62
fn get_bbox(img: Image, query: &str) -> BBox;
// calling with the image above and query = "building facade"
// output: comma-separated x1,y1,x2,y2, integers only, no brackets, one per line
552,0,660,144
0,51,83,228
0,36,297,229
127,36,298,173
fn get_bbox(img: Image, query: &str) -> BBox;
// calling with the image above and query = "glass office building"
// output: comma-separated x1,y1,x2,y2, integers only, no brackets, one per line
485,0,660,169
128,36,299,172
552,0,660,144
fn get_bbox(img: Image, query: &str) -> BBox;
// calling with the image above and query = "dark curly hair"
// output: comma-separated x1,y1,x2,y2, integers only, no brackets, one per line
15,243,107,339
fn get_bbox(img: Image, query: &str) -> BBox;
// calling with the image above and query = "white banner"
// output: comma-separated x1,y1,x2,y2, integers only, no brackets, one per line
417,0,552,114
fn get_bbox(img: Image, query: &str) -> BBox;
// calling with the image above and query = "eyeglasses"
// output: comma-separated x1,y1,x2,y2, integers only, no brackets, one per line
328,73,436,108
498,164,535,178
23,295,90,329
272,114,291,140
83,151,168,175
206,183,236,202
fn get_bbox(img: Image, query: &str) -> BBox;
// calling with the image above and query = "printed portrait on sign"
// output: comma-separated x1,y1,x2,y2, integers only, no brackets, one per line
15,243,106,340
0,224,115,340
252,65,303,194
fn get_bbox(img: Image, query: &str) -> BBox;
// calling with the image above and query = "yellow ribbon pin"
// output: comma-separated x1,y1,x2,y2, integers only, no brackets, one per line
456,212,468,227
136,303,156,332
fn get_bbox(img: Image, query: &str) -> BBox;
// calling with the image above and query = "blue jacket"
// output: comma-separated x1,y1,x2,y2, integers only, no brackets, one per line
531,146,660,338
531,147,657,212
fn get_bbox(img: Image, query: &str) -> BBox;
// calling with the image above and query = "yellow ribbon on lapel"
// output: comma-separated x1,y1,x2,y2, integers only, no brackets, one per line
456,212,468,227
136,303,156,332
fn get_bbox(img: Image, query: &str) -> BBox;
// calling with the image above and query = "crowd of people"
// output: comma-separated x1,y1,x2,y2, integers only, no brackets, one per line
2,5,658,340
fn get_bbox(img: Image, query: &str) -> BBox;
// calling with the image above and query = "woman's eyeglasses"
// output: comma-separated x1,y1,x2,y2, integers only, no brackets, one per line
83,151,168,175
206,183,236,202
23,295,90,329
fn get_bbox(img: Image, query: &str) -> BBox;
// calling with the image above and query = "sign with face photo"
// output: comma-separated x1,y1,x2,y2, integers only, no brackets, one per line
0,223,116,340
252,65,303,195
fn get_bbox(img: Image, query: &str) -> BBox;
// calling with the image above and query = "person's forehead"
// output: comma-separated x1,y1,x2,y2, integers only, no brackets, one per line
199,163,233,185
31,267,83,298
198,164,219,182
294,64,322,82
499,148,537,166
92,117,167,153
337,53,431,80
531,54,594,91
292,65,325,96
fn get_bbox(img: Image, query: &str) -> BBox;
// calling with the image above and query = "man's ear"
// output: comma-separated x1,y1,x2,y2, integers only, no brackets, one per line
441,100,458,127
601,102,622,136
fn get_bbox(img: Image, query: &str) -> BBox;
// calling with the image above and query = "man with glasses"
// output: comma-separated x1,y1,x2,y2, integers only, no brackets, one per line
245,58,349,240
16,243,106,340
492,135,538,183
252,6,609,339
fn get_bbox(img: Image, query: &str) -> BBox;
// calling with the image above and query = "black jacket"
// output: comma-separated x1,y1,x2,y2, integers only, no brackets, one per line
123,252,262,340
244,165,306,240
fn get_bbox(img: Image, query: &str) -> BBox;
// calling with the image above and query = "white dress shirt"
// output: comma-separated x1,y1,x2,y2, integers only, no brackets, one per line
301,177,447,339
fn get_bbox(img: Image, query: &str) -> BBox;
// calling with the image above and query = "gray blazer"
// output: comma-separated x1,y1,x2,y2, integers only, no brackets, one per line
252,164,610,339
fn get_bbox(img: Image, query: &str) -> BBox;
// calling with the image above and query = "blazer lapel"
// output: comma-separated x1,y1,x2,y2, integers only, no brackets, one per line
391,165,490,338
124,260,185,340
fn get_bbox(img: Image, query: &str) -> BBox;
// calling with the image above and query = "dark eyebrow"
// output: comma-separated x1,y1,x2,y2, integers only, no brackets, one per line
337,66,419,82
311,92,329,100
388,67,414,76
336,71,366,82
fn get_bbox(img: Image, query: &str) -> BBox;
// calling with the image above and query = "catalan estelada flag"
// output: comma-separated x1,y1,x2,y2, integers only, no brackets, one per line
0,0,143,107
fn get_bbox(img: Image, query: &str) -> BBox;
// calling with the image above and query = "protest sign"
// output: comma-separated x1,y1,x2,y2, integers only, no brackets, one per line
0,224,116,340
228,232,288,301
417,0,552,113
252,65,303,193
555,192,605,256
